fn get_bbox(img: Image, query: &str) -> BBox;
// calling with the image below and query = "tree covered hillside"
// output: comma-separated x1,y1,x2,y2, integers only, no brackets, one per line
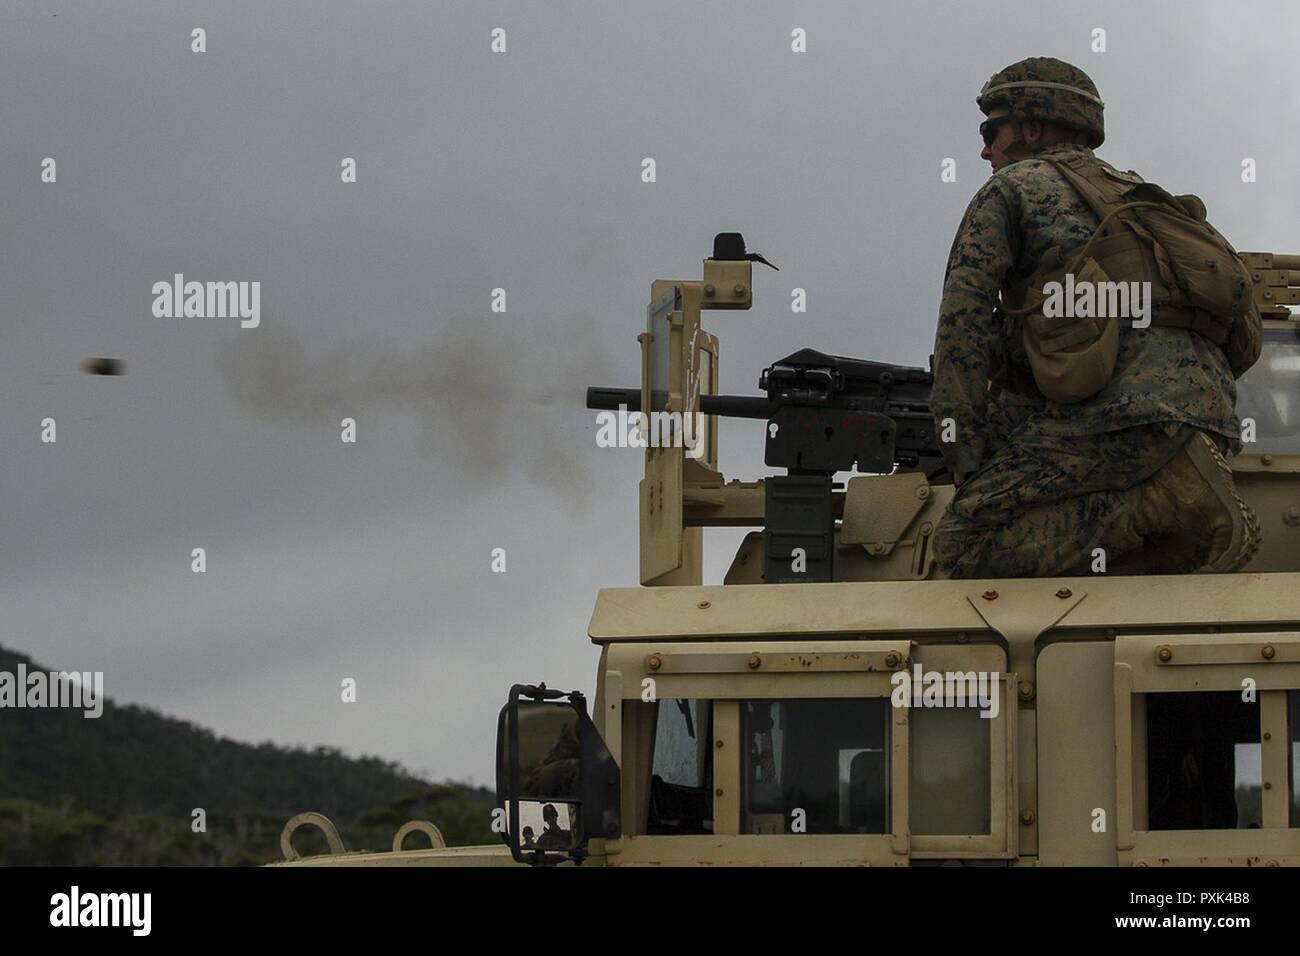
0,646,496,865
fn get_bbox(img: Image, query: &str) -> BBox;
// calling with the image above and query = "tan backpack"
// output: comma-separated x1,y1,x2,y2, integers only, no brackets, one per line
1001,154,1262,404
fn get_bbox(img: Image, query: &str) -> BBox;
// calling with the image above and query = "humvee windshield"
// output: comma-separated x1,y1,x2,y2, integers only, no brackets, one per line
648,699,713,834
1236,328,1300,451
741,699,889,834
645,697,997,838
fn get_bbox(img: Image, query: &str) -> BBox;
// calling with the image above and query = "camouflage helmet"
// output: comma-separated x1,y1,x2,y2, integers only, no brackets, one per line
977,57,1105,148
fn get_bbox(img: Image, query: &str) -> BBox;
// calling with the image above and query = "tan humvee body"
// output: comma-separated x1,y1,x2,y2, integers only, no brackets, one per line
276,251,1300,867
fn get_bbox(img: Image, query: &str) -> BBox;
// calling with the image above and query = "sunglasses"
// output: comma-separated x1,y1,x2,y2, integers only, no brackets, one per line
979,115,1013,148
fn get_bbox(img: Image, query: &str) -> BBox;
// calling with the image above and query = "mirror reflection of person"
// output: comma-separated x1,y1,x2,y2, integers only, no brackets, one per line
525,721,581,797
521,826,536,849
535,803,571,849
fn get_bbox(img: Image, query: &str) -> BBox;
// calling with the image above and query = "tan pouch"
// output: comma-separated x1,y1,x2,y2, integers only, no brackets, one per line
1021,255,1120,404
1224,297,1263,377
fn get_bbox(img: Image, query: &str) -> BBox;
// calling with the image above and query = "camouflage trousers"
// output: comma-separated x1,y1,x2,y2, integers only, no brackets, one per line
933,415,1200,579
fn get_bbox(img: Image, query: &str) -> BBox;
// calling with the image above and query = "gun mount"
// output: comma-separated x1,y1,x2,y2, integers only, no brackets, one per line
588,349,942,582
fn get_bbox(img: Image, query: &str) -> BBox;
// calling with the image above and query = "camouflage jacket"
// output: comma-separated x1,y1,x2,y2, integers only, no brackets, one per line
932,144,1240,475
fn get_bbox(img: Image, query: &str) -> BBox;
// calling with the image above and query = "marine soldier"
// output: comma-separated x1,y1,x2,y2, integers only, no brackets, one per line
536,803,571,849
931,56,1261,578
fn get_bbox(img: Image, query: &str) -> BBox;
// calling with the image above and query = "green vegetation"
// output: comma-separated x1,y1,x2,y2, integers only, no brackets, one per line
0,646,497,865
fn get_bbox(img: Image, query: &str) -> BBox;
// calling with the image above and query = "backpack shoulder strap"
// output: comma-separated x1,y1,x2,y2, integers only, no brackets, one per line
1039,154,1135,219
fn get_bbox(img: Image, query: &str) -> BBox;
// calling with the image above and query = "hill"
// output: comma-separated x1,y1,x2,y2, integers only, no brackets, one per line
0,646,496,864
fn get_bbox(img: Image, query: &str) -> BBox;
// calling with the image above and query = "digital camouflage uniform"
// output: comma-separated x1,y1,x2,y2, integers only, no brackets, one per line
931,143,1241,578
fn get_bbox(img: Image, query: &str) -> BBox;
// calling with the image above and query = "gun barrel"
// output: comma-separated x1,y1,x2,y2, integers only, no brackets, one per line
586,386,778,420
702,394,780,420
586,386,652,412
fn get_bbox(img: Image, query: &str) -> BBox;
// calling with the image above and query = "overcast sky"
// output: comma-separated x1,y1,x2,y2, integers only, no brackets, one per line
2,1,1297,787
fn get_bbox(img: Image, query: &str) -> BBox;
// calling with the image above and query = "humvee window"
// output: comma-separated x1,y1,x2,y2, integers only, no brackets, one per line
1146,692,1261,830
741,699,890,834
1291,692,1300,828
648,699,713,834
911,708,992,835
1236,329,1300,451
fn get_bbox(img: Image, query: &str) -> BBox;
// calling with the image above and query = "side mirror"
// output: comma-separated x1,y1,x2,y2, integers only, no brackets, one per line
496,684,621,865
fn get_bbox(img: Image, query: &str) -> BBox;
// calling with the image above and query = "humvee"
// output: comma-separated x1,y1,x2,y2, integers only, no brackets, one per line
277,236,1300,867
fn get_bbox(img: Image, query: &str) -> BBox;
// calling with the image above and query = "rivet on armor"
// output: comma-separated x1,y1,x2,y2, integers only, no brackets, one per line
1157,647,1173,663
647,654,662,671
982,590,998,601
1262,644,1276,659
1056,587,1072,599
748,653,762,670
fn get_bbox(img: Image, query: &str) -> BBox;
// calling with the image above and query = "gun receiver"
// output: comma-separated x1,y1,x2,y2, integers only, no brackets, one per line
587,349,940,476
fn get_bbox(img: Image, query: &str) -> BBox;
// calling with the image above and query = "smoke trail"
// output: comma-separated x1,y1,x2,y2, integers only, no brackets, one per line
217,315,618,507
